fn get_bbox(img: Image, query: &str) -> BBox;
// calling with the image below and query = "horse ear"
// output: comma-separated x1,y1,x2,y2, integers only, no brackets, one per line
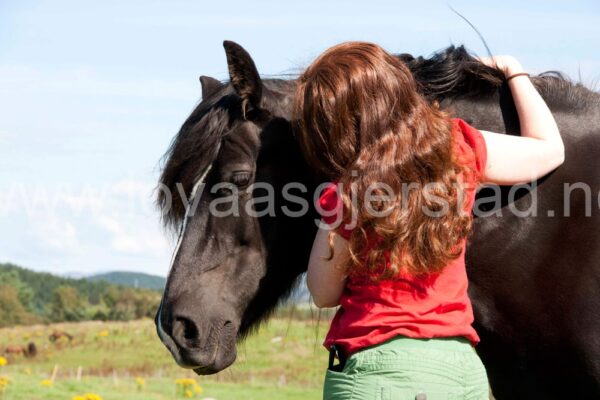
199,75,223,100
223,40,262,119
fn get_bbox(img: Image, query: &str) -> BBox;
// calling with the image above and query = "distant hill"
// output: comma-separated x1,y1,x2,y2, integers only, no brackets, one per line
87,271,166,291
0,263,113,314
0,263,161,326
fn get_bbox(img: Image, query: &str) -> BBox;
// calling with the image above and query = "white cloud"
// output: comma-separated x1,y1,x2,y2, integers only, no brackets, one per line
31,214,79,251
85,178,169,257
94,214,168,257
1,177,171,274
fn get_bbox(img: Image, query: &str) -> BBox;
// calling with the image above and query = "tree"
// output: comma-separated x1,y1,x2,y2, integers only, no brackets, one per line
0,269,34,311
0,285,38,327
50,285,86,322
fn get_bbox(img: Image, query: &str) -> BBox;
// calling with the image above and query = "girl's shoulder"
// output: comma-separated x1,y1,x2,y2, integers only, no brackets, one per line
317,181,353,240
450,117,488,179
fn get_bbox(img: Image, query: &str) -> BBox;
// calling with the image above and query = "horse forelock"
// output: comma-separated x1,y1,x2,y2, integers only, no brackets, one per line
157,86,234,233
156,80,295,234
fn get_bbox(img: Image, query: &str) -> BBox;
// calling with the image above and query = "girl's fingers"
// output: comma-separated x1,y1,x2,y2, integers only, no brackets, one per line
475,56,505,71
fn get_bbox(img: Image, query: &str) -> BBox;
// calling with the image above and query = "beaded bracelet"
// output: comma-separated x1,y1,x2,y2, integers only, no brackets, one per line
506,72,530,81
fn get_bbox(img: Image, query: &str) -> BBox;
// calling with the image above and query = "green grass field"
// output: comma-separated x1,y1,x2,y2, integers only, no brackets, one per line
0,317,332,400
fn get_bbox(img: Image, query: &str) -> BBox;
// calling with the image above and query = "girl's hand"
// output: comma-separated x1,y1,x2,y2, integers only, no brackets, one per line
475,55,525,77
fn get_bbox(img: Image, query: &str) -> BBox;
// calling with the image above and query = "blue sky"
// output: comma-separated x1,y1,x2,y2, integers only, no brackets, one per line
1,0,598,277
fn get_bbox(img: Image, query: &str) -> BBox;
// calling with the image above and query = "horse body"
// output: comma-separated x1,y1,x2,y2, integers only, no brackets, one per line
450,96,600,398
155,41,600,399
4,344,24,356
49,330,73,342
3,342,37,358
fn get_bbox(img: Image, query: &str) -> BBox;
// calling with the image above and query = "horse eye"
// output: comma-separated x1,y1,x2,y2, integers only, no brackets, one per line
231,171,251,187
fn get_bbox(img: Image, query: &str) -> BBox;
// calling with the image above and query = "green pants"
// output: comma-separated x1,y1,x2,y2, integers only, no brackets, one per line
323,336,490,400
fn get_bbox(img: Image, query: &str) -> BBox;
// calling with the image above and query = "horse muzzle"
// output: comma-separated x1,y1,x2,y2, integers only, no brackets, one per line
155,302,237,374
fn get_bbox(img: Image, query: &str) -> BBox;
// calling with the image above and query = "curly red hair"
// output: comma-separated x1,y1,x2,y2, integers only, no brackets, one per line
293,41,481,279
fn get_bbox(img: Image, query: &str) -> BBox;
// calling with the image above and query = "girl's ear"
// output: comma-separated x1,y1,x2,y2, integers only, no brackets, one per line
223,40,263,119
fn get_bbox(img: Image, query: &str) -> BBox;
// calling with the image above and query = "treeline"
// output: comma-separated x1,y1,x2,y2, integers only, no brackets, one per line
0,263,161,327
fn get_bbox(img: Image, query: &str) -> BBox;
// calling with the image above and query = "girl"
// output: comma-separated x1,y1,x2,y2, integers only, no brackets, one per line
293,42,564,400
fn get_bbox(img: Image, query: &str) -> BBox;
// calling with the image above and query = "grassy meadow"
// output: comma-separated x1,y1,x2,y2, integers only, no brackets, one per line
0,315,333,400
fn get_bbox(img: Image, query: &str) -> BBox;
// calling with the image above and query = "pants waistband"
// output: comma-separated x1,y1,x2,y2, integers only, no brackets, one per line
352,336,473,362
329,336,475,372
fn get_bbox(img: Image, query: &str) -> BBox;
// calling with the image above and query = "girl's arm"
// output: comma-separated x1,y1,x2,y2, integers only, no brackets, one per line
306,227,349,308
476,55,565,186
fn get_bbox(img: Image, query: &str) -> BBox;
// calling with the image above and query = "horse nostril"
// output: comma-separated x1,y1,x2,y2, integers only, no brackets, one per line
223,320,235,333
173,316,199,342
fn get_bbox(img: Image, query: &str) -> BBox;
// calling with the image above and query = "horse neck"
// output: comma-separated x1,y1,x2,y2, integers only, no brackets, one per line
262,79,298,119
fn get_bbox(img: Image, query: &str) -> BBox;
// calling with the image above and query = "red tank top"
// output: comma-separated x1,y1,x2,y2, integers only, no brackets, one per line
318,118,487,357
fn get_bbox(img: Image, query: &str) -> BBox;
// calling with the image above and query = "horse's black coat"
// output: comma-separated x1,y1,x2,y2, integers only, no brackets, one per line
156,41,600,398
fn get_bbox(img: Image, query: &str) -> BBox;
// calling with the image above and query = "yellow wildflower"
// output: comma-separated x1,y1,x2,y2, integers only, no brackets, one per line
175,377,203,398
97,330,109,338
0,357,7,367
72,396,85,400
84,393,103,400
175,378,197,386
135,377,145,390
40,379,53,387
0,376,10,392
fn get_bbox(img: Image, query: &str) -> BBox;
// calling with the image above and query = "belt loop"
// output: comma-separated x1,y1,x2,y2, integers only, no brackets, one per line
328,344,347,372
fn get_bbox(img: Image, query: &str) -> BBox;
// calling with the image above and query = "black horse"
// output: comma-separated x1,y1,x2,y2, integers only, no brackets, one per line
155,41,600,399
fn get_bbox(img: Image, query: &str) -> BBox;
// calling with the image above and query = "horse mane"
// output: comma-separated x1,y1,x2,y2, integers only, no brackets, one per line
398,45,504,100
400,45,600,111
533,71,600,111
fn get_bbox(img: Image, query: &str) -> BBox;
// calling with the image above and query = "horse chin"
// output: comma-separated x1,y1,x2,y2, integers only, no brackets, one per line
193,357,235,375
194,366,218,375
192,347,237,375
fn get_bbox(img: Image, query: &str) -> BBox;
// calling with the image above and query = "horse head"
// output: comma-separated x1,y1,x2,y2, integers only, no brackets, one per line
155,41,318,374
